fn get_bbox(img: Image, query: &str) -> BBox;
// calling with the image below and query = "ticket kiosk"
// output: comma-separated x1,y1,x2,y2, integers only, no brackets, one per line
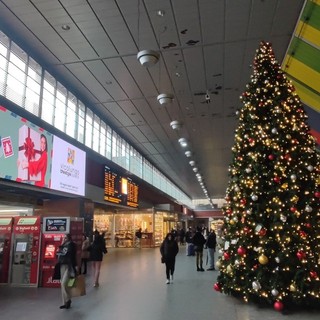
40,217,84,287
0,217,13,284
11,216,41,286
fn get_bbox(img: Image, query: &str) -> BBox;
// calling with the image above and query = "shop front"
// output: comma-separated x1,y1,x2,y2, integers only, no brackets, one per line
93,208,172,248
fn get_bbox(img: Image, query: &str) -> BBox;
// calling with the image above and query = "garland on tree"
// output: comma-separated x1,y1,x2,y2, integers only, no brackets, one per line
214,41,320,312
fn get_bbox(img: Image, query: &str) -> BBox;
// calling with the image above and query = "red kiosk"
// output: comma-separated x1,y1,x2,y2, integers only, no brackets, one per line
40,217,84,288
0,217,13,284
11,216,41,286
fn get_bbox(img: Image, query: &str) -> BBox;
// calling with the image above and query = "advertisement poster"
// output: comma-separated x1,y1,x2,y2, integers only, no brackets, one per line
51,136,86,196
0,106,52,188
0,105,86,196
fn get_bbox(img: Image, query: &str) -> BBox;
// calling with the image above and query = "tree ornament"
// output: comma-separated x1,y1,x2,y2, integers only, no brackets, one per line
289,284,297,292
246,209,252,215
296,250,306,260
299,230,307,239
259,228,267,237
280,215,287,222
227,265,233,273
310,271,318,279
268,154,275,160
213,283,221,292
307,165,314,172
251,195,258,201
281,183,288,189
274,301,284,312
234,186,240,192
237,246,246,256
275,257,280,263
314,191,320,198
252,280,261,290
271,289,279,296
290,174,297,181
223,252,231,260
215,260,221,269
273,176,281,183
271,128,277,134
290,207,297,213
286,134,291,139
305,205,312,213
240,198,246,205
245,167,252,173
258,254,269,265
284,153,291,161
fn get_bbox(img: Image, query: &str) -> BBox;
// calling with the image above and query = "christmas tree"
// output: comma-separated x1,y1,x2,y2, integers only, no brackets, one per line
214,41,320,312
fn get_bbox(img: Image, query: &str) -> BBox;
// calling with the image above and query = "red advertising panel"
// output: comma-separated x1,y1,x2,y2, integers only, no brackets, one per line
0,217,13,284
12,216,41,286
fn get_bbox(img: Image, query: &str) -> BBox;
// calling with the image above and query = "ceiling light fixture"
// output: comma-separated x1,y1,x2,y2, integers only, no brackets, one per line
137,49,160,67
61,24,71,31
170,120,182,130
157,93,173,105
178,138,188,147
192,167,198,173
185,150,192,157
189,160,195,166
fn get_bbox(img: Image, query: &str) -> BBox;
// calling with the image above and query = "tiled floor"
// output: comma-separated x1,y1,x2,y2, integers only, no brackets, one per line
0,247,319,320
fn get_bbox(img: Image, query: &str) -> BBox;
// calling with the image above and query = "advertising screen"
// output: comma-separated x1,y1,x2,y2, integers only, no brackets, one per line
104,166,139,208
0,105,86,196
50,136,86,196
43,217,70,233
44,244,56,259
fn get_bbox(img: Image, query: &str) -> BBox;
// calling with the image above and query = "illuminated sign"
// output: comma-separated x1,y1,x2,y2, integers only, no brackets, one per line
104,166,139,208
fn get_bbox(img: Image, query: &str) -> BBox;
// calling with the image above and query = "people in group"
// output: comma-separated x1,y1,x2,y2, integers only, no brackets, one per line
89,230,107,287
160,232,179,284
192,226,206,271
185,227,194,256
80,233,90,275
205,229,217,270
57,233,77,309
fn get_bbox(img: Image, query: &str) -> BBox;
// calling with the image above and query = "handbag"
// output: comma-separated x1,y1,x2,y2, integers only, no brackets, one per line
69,275,86,297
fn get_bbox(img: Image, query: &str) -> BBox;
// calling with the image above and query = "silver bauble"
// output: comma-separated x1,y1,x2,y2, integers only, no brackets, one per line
251,195,258,201
252,281,261,290
271,289,279,296
307,165,314,172
305,205,313,213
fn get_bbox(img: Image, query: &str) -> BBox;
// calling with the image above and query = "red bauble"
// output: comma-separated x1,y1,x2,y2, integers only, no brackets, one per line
259,228,267,236
305,223,312,228
240,198,246,205
213,283,221,292
273,176,281,183
223,252,230,260
225,208,232,215
284,153,291,161
310,271,318,279
315,192,320,198
237,246,246,256
243,227,250,234
268,154,275,160
274,301,284,311
297,251,306,260
299,231,307,238
290,207,297,213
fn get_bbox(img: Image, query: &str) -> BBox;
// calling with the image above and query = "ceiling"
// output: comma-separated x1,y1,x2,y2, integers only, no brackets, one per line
0,0,306,203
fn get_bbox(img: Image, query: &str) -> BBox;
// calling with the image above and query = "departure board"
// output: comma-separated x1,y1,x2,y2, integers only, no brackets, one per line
104,166,139,208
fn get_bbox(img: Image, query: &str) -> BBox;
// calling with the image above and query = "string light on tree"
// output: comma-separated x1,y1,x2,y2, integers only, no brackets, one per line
214,41,320,312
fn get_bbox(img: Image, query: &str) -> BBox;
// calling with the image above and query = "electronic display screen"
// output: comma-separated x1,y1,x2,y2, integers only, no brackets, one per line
44,244,56,259
104,166,139,208
16,242,27,252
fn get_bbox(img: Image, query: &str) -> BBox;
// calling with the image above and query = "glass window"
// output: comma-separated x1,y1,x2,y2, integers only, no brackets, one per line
66,93,77,139
93,115,100,152
77,101,85,144
143,159,153,184
85,108,93,148
6,74,24,105
100,121,106,157
106,125,112,159
129,147,142,178
25,74,41,116
54,82,67,132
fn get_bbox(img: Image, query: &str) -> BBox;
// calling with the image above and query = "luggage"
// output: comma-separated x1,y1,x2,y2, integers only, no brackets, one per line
187,243,195,256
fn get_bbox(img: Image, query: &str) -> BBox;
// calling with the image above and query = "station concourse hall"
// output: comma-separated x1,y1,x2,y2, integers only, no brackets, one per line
0,247,319,320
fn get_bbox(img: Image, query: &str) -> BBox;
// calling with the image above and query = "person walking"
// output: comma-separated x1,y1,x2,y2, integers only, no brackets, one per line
89,230,107,287
160,233,179,284
185,227,194,256
205,229,217,270
57,233,77,309
80,233,90,274
192,226,206,272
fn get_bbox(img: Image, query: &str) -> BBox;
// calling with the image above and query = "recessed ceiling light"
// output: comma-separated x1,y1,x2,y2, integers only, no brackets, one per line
61,24,71,31
157,10,165,17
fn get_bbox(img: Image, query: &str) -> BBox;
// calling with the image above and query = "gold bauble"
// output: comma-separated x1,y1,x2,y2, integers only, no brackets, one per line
258,254,269,265
281,183,288,189
289,284,296,292
230,219,235,225
227,265,233,273
216,260,221,269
